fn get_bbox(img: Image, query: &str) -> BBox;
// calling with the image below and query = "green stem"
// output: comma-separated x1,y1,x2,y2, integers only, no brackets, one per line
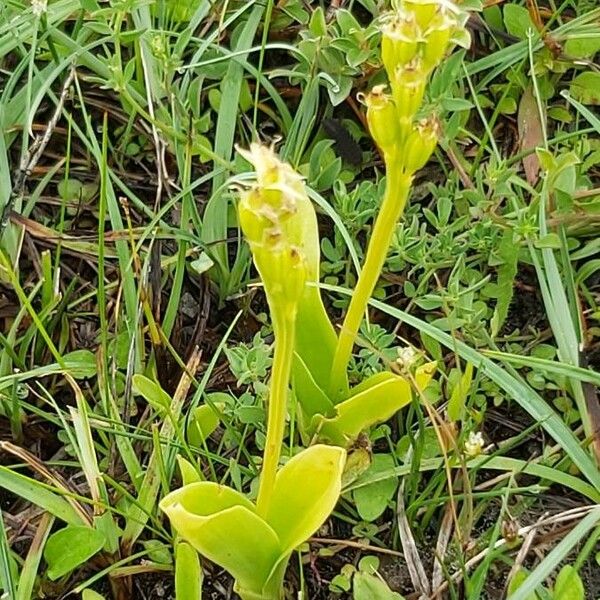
329,166,412,400
257,308,296,517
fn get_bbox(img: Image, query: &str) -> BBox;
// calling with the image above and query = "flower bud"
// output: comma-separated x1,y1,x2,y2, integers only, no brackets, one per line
380,10,421,76
360,85,401,157
391,61,427,123
401,116,439,173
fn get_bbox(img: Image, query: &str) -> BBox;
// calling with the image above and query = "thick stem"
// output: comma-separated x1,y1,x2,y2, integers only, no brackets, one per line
257,308,296,517
329,166,412,400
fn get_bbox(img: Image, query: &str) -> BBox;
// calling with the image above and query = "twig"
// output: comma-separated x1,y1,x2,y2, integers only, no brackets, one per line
432,502,454,595
309,537,404,557
429,505,599,597
505,514,544,596
397,450,431,598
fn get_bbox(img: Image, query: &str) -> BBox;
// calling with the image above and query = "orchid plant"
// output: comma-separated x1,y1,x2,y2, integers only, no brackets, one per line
161,145,346,600
160,1,469,598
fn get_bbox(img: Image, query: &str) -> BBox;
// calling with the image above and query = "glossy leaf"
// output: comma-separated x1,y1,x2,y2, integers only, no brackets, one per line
187,404,223,446
44,526,105,580
314,373,412,445
82,591,107,600
267,445,346,553
352,454,398,522
175,541,202,600
177,456,203,485
160,483,280,590
292,353,335,423
353,570,404,599
554,565,584,600
132,375,172,412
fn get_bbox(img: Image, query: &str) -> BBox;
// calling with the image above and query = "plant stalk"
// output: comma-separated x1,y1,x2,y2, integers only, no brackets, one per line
257,308,296,517
329,166,412,400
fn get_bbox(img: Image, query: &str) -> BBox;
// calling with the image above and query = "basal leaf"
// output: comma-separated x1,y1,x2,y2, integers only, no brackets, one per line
132,375,172,412
570,72,600,106
315,373,412,445
353,570,404,599
503,4,534,39
293,353,336,427
175,541,202,600
267,445,345,553
161,483,280,590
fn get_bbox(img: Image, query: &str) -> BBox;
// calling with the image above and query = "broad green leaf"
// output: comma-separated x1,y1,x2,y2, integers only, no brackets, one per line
44,526,105,580
294,229,344,397
177,456,203,485
554,565,584,600
293,353,335,424
187,404,223,446
503,4,534,39
63,350,97,379
353,571,404,599
507,569,540,600
352,454,398,522
132,375,172,412
175,541,202,600
564,38,600,59
570,72,600,106
267,445,345,553
315,373,412,445
82,591,106,600
160,483,280,589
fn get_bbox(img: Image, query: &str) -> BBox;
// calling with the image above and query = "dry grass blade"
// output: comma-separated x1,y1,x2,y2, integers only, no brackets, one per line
1,67,76,237
0,441,92,526
431,502,454,595
430,505,600,596
396,466,431,598
518,85,543,186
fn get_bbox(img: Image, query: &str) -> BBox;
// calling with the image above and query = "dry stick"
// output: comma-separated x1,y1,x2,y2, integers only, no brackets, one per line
504,514,545,597
429,505,599,597
0,67,76,238
137,39,170,209
0,440,92,525
309,537,404,558
397,449,431,598
431,502,455,595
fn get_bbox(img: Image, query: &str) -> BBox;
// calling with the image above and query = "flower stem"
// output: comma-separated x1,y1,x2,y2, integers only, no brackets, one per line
257,308,296,517
329,166,412,400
